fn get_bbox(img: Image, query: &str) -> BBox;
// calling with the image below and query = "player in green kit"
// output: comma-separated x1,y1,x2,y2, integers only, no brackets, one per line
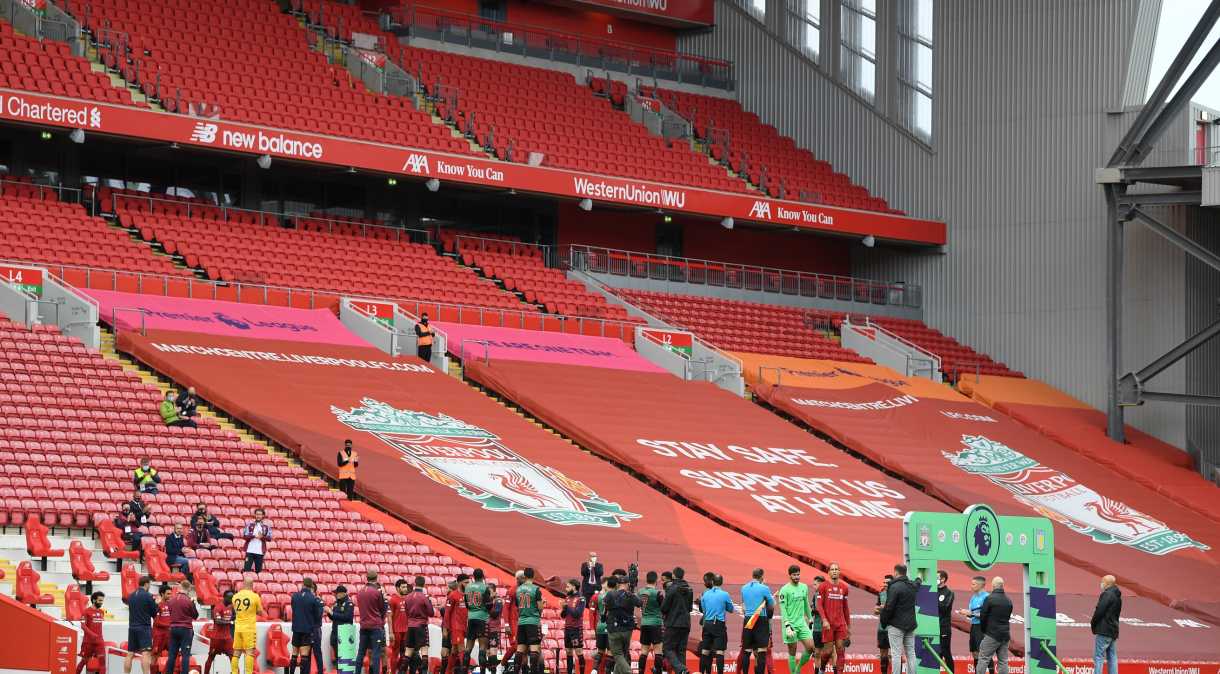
465,569,494,674
779,565,817,674
514,568,545,674
638,571,665,674
592,578,611,674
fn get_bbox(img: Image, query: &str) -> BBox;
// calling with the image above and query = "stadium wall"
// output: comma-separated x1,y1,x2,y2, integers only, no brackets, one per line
679,0,1214,455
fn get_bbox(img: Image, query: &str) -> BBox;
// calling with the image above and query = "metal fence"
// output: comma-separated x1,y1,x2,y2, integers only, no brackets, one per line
387,5,734,90
567,244,923,308
453,234,552,265
1,0,84,55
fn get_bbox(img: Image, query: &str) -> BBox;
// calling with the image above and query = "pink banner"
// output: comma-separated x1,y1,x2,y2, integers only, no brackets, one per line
87,289,369,346
436,321,662,372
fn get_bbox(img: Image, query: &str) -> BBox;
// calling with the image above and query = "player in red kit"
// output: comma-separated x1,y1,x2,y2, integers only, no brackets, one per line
389,579,411,674
76,591,107,674
815,564,850,674
205,590,235,674
445,575,469,674
151,585,173,674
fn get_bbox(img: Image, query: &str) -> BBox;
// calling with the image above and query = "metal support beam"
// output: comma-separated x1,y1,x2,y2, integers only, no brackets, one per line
1136,313,1220,384
1110,0,1220,166
1141,391,1220,407
1130,208,1220,274
1128,35,1220,166
1105,185,1126,441
1117,190,1202,206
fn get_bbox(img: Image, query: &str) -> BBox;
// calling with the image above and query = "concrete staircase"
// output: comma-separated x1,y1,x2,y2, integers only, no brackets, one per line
0,531,128,621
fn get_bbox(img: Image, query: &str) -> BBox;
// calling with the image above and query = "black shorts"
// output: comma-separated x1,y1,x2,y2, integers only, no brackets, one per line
969,624,984,653
699,622,727,652
877,630,889,650
740,619,770,650
468,619,487,639
128,626,153,652
292,632,314,648
595,633,609,651
662,628,689,656
407,626,429,649
812,629,823,650
516,624,541,647
639,625,663,646
442,634,451,650
565,627,584,649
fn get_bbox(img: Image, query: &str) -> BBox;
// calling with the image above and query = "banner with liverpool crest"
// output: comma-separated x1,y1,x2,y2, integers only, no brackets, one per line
116,326,804,589
749,369,1220,624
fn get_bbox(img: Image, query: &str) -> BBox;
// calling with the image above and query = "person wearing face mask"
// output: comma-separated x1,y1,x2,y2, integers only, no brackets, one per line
337,439,359,500
133,458,161,494
581,552,604,624
415,314,434,362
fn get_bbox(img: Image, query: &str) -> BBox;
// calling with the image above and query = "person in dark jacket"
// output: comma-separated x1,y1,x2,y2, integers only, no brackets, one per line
605,576,643,674
581,552,605,606
124,575,158,674
164,580,200,674
164,524,192,582
1091,575,1121,674
329,586,356,663
660,567,694,674
175,387,199,419
290,578,324,674
977,578,1012,674
880,564,917,674
937,571,955,674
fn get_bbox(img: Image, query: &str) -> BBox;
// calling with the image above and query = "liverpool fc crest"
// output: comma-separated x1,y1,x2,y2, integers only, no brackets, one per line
332,398,640,527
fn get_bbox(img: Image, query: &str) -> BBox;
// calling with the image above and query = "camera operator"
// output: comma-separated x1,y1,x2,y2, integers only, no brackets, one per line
604,576,642,674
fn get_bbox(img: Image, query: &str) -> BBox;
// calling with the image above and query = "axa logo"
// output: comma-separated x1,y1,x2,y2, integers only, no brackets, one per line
190,122,218,144
402,153,430,174
748,200,772,219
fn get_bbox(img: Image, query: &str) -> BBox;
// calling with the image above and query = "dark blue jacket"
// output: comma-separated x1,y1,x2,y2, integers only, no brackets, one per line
165,533,185,559
127,588,158,628
291,590,324,634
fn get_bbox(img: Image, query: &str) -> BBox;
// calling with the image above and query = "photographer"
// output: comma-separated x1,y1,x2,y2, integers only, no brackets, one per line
604,576,642,674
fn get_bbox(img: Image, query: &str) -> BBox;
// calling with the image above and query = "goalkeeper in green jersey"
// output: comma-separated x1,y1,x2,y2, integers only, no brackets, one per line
778,565,818,674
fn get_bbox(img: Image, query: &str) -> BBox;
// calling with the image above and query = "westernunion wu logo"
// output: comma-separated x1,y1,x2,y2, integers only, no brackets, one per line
332,398,640,527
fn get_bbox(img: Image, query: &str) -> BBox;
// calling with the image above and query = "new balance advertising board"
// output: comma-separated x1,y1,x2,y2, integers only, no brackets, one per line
0,88,945,244
116,328,802,586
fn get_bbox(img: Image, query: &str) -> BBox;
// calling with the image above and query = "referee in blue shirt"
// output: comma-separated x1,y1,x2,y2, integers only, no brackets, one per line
698,574,734,674
740,569,775,674
957,575,994,674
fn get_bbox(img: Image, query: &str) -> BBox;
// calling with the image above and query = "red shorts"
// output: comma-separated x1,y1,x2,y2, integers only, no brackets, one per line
821,624,848,642
210,639,233,656
79,641,105,660
153,629,170,653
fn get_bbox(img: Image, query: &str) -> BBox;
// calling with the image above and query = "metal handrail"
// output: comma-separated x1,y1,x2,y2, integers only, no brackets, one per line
566,243,921,308
0,178,82,203
459,338,491,364
108,192,431,243
859,316,939,363
111,307,147,336
452,234,551,265
390,4,733,75
2,259,640,340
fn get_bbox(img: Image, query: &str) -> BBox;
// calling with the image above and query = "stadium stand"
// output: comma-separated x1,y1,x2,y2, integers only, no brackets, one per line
0,20,142,107
66,0,472,154
112,194,527,310
641,85,898,212
0,312,520,618
863,315,1023,378
0,180,184,277
613,287,869,361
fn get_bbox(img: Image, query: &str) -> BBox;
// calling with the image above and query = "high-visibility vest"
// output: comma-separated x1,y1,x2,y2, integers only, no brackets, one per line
417,324,433,347
338,451,357,480
134,466,158,487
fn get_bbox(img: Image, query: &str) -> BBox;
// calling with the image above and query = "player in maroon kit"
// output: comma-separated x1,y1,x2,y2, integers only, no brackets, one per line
151,585,173,674
76,591,107,674
389,579,411,674
484,582,504,674
203,590,235,674
445,575,470,674
815,564,850,674
403,576,436,674
561,580,587,674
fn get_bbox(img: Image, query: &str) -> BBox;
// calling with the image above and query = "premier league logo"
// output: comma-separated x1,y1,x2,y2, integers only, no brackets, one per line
332,398,640,527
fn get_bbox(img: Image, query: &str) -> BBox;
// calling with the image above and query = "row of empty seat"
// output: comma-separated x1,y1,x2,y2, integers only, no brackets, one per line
463,247,642,323
0,20,143,107
865,316,1023,378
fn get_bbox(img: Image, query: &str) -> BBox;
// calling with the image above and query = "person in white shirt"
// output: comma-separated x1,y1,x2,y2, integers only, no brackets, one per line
241,508,273,573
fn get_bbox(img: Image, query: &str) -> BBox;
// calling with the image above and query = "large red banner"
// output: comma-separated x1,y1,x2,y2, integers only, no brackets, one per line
548,0,715,26
958,375,1219,525
117,329,803,589
750,374,1220,624
0,88,945,245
